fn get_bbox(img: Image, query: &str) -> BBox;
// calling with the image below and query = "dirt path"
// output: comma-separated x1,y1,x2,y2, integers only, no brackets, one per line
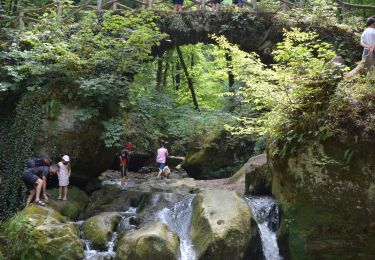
194,153,267,194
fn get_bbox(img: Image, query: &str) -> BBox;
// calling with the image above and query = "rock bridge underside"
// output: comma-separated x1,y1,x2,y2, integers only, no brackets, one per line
155,11,361,63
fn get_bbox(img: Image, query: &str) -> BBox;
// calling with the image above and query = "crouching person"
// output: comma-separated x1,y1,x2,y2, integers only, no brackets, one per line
22,164,59,206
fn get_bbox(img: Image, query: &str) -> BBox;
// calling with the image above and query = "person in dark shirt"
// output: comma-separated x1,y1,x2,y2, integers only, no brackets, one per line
119,142,132,191
22,164,59,206
26,156,52,168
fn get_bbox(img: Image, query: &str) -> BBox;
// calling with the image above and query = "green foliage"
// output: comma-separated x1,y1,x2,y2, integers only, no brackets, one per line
1,212,40,260
214,28,347,157
0,91,44,220
1,8,166,104
43,99,62,119
101,118,125,148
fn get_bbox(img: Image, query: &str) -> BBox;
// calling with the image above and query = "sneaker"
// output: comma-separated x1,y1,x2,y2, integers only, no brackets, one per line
34,200,46,206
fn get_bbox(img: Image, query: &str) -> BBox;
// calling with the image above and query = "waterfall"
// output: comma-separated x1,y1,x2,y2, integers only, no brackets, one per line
245,196,283,260
76,207,137,260
157,194,196,260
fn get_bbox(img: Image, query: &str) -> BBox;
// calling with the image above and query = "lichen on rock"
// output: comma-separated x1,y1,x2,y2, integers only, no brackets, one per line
82,212,122,250
115,221,180,260
1,205,84,260
190,189,252,260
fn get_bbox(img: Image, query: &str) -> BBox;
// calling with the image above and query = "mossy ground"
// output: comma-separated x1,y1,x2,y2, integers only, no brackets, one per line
47,186,89,220
0,205,84,260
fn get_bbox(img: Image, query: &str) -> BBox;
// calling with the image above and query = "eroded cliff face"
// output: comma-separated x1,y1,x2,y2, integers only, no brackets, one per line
270,140,375,259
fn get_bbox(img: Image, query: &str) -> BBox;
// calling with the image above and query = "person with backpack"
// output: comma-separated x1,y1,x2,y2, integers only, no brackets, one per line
22,164,59,206
119,142,132,191
26,156,52,168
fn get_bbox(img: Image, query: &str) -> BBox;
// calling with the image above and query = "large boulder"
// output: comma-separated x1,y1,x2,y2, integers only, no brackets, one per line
47,186,89,220
33,105,117,181
83,185,148,219
181,132,255,179
1,205,83,259
271,141,375,259
115,222,180,260
83,212,122,250
191,190,252,260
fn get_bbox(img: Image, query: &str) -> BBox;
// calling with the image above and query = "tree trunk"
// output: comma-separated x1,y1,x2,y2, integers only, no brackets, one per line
13,0,18,13
163,61,169,88
0,0,5,14
225,50,235,112
156,57,163,90
175,62,181,91
176,46,200,112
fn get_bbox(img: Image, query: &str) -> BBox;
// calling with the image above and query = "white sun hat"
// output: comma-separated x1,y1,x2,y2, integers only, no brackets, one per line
62,155,70,162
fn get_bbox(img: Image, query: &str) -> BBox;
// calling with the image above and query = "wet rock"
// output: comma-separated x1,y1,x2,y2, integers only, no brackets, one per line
191,190,252,260
1,205,83,259
82,212,122,250
138,166,158,174
139,177,198,194
47,186,89,220
83,185,148,219
115,221,180,260
181,131,254,179
98,170,121,181
272,142,375,258
245,164,272,195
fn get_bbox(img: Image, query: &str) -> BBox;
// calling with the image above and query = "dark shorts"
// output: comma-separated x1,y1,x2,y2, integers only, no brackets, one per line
212,0,223,3
22,172,39,190
158,163,166,170
173,0,183,5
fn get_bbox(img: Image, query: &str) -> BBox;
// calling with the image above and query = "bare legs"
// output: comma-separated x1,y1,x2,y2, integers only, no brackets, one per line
26,189,35,206
120,164,127,190
35,179,43,201
58,186,68,200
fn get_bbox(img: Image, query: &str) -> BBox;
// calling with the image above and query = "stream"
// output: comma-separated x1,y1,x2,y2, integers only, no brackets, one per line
246,196,283,260
76,180,282,260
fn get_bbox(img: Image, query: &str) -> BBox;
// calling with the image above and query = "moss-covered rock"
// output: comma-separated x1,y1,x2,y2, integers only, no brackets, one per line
245,163,271,195
83,185,148,219
271,141,375,259
34,104,117,179
191,190,252,260
115,222,180,260
47,186,89,220
181,131,254,179
2,205,83,260
82,212,121,250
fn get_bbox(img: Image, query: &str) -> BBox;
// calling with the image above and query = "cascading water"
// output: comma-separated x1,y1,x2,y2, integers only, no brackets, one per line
157,194,196,260
77,207,138,260
245,196,283,260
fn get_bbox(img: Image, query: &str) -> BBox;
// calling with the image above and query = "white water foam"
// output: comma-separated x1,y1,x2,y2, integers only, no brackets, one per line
157,194,196,260
246,196,283,260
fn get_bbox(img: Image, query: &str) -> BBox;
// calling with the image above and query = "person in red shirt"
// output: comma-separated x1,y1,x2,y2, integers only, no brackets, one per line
119,142,132,191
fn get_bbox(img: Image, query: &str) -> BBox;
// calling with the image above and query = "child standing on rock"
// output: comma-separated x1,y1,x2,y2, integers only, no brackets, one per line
58,155,71,201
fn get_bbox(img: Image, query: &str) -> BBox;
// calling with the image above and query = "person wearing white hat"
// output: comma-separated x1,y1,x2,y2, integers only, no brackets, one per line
57,155,71,200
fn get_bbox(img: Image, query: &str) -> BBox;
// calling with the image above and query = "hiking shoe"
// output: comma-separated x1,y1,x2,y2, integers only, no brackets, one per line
34,200,46,206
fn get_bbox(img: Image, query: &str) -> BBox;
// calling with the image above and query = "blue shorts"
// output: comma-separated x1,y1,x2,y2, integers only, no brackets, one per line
158,163,165,170
173,0,183,5
22,172,39,190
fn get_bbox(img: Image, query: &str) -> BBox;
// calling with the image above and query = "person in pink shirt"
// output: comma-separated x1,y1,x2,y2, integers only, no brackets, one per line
156,142,169,177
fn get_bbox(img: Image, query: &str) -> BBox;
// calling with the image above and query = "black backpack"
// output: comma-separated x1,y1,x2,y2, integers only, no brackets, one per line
26,156,51,168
